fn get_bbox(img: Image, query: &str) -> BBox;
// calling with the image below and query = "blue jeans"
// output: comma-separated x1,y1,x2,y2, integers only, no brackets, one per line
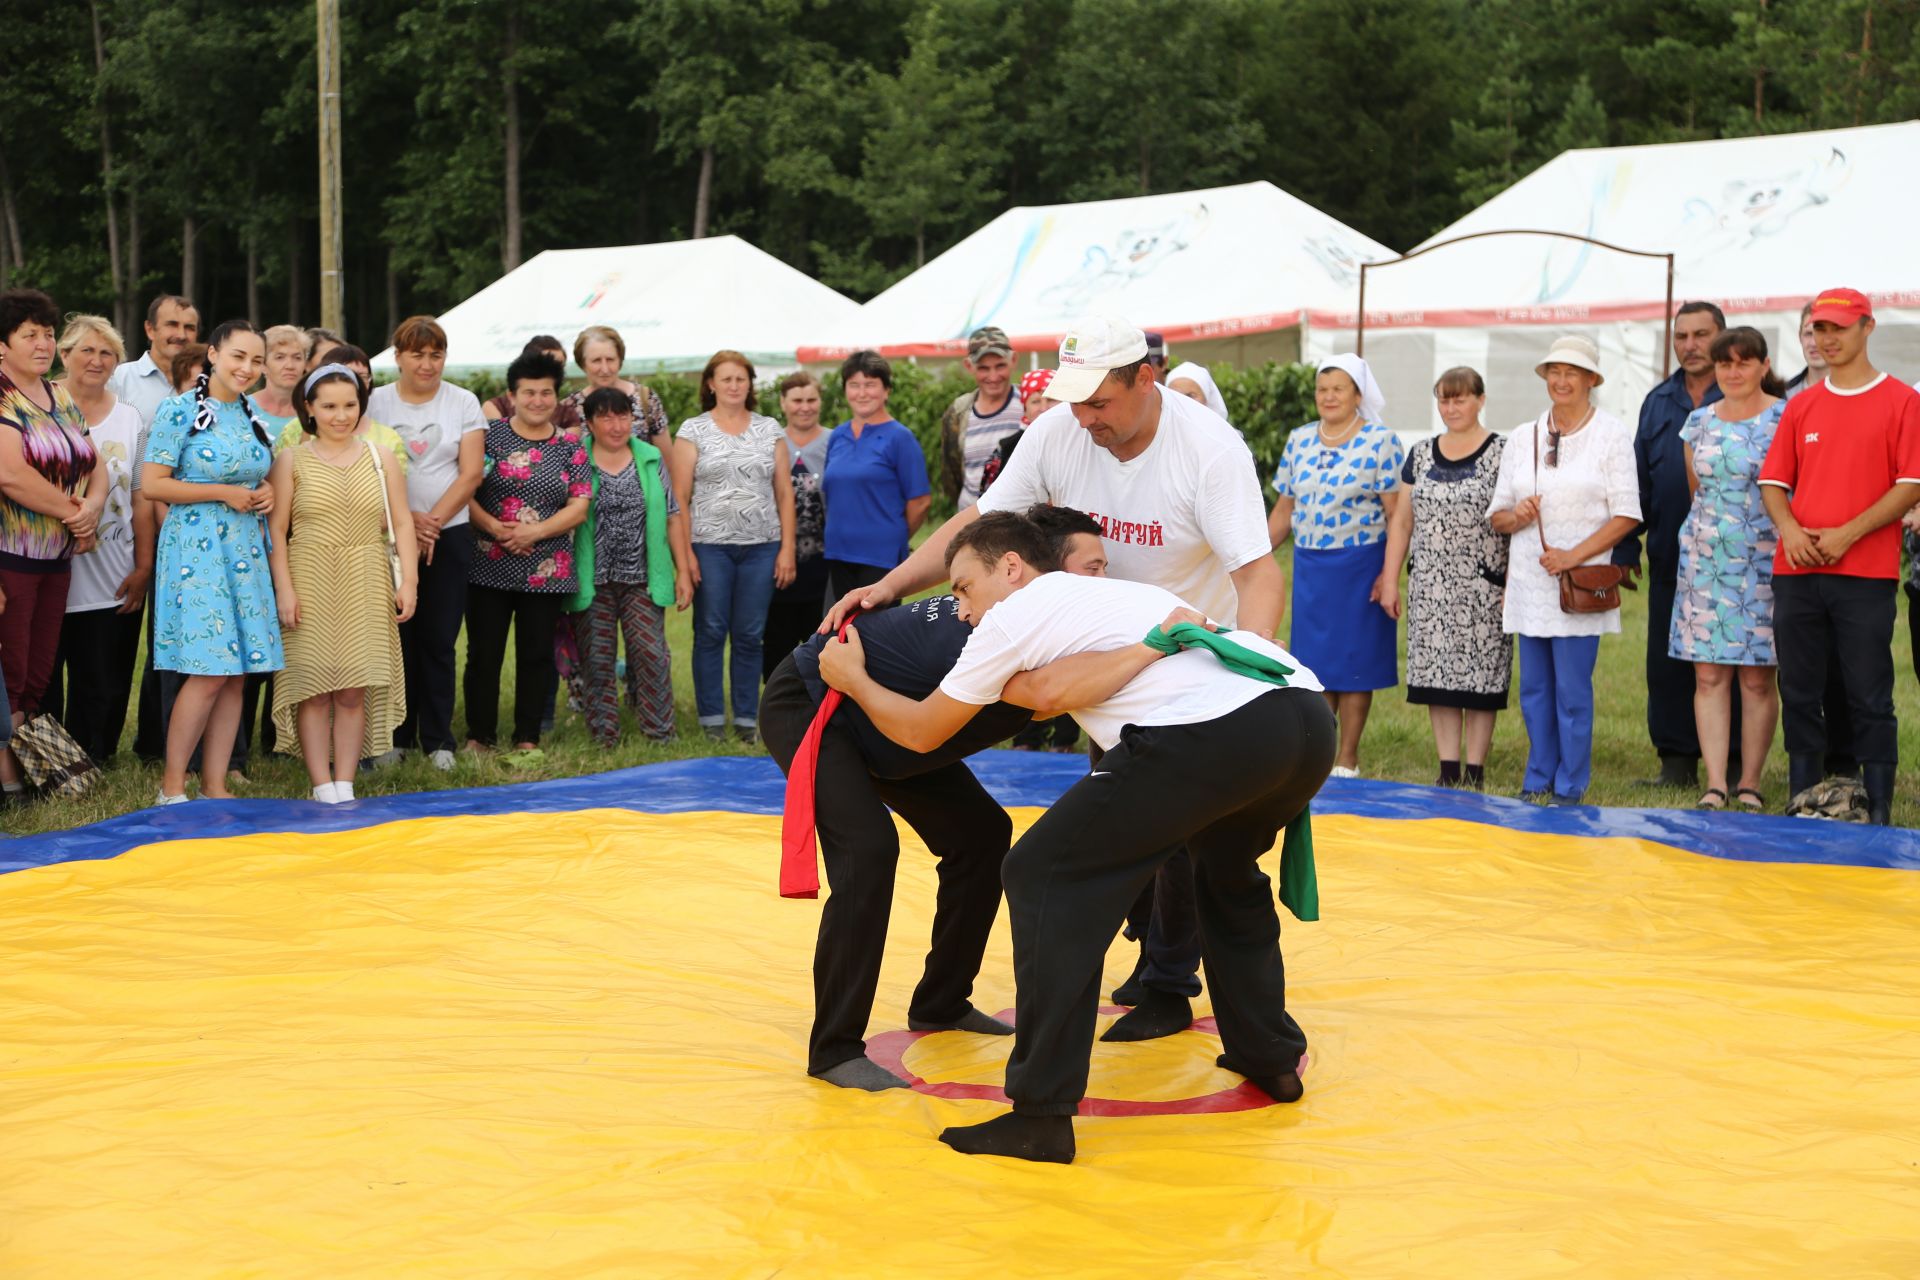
1517,634,1601,799
692,541,779,727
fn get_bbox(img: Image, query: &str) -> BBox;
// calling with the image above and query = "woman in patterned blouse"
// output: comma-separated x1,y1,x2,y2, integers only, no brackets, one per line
761,371,830,678
671,350,796,743
463,351,591,757
0,288,101,795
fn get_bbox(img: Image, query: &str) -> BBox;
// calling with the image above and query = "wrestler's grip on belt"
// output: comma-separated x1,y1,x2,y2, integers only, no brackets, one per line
815,619,868,691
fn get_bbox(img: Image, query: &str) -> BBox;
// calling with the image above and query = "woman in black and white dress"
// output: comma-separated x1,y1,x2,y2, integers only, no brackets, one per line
1380,367,1510,789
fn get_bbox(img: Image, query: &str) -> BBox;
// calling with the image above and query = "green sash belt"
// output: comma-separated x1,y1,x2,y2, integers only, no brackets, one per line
1143,622,1319,922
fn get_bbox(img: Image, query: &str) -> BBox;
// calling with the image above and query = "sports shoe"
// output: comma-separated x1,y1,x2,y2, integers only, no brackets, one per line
154,791,191,807
429,749,456,772
1329,765,1360,779
368,749,405,769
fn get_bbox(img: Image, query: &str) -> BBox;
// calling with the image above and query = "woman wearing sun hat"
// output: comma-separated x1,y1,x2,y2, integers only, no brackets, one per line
1486,334,1642,804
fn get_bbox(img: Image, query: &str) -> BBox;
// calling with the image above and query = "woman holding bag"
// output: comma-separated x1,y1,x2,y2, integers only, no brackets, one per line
1487,335,1641,805
267,363,416,803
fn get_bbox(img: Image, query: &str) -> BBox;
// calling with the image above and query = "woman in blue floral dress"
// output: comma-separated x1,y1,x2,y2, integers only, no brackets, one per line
140,321,283,805
1268,354,1406,778
1669,327,1787,811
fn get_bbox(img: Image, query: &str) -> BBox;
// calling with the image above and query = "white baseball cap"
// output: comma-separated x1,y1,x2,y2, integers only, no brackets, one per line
1048,315,1150,403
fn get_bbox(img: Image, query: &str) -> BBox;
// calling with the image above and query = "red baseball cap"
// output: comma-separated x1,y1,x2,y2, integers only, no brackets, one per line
1809,287,1873,325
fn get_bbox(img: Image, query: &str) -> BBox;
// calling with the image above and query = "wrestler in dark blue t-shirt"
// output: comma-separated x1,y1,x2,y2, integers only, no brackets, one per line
789,595,1031,775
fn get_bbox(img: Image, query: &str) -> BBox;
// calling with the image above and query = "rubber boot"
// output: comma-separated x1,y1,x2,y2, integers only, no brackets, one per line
1863,762,1895,827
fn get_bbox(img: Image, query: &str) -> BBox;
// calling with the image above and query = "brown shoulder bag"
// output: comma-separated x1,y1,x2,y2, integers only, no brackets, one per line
1532,418,1638,615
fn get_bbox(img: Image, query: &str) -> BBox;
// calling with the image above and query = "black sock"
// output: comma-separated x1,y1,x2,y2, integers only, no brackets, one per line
939,1112,1075,1164
1437,759,1461,786
1216,1053,1305,1103
1099,990,1192,1042
1463,763,1485,790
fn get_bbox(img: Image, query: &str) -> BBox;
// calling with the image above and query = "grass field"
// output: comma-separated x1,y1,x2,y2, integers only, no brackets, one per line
11,542,1920,836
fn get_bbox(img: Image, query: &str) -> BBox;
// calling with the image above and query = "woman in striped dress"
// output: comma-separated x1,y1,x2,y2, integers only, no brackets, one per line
266,364,417,803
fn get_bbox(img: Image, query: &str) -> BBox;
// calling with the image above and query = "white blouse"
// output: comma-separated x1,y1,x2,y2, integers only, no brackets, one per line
1486,409,1642,637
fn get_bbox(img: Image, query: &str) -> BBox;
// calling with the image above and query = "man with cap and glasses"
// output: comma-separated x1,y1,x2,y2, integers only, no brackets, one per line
939,326,1026,510
1758,287,1920,826
823,314,1283,1043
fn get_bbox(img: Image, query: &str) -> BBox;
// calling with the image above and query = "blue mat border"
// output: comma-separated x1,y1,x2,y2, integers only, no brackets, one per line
5,750,1916,875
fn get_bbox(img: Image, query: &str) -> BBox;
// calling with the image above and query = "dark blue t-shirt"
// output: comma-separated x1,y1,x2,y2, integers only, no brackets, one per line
822,419,931,569
791,594,1031,778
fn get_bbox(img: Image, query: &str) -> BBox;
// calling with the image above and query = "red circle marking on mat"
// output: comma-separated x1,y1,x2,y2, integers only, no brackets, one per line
865,1007,1309,1118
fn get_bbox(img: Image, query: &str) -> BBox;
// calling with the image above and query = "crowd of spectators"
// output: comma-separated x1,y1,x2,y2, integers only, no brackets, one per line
0,285,1913,825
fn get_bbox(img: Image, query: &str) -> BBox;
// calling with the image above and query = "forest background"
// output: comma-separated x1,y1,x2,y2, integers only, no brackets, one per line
4,0,1918,350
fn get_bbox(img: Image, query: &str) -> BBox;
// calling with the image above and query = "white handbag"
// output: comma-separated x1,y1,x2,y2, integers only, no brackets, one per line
363,440,405,592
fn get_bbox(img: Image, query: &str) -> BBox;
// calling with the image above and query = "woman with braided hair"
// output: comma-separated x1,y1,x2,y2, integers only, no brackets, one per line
140,320,284,805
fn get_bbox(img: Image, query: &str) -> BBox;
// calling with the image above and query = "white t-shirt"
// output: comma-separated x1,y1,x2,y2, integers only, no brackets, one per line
1485,409,1642,638
367,381,488,527
974,389,1271,626
940,573,1322,751
67,400,143,613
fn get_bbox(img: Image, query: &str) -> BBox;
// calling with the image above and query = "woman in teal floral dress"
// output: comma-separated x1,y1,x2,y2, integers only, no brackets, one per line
140,321,283,805
1668,327,1787,811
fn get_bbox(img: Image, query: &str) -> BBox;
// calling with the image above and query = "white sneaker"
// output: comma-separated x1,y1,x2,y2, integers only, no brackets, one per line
1329,765,1361,779
429,749,456,772
154,790,191,807
312,783,340,804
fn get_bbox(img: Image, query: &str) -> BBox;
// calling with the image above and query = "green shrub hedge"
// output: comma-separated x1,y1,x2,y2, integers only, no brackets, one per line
452,360,1322,514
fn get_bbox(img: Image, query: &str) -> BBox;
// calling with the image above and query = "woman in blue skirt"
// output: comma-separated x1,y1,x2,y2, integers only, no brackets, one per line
1268,354,1404,777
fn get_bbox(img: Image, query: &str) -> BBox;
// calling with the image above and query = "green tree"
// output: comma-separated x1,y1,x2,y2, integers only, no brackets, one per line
856,4,1010,269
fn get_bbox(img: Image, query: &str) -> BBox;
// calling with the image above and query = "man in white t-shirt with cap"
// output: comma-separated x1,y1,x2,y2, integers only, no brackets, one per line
823,314,1282,1040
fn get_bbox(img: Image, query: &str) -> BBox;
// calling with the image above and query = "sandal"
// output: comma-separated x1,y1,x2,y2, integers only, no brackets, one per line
1697,787,1728,811
1734,786,1766,812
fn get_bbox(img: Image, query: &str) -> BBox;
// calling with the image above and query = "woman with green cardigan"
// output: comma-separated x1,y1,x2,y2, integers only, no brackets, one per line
564,386,694,744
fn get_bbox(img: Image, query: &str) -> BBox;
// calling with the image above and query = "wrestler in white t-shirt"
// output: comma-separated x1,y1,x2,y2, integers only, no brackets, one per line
976,394,1270,625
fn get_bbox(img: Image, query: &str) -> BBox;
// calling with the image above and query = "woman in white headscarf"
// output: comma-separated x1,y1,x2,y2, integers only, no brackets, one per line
1268,353,1405,778
1167,362,1231,424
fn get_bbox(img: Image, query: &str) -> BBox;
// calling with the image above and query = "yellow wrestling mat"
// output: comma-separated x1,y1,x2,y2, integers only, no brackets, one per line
2,795,1917,1277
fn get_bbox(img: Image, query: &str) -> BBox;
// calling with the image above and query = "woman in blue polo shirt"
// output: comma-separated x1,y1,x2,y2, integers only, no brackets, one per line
822,350,931,600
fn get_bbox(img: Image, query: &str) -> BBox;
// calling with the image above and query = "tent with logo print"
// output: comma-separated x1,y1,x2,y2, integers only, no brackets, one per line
371,235,861,377
795,181,1397,371
1299,121,1920,439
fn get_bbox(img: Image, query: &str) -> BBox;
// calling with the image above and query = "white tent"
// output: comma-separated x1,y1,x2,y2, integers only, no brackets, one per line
372,235,860,377
797,181,1394,369
1302,121,1920,438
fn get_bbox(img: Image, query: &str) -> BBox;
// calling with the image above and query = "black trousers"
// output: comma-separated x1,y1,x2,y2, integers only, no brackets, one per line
131,591,164,761
1003,688,1336,1115
1646,576,1707,759
1011,714,1079,750
47,606,143,762
397,524,475,753
762,560,828,680
761,658,1011,1075
825,558,889,603
1774,574,1896,767
1098,739,1202,999
463,583,565,747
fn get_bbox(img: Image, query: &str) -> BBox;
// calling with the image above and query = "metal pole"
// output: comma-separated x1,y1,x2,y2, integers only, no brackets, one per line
1662,252,1675,379
1356,262,1368,359
316,0,344,333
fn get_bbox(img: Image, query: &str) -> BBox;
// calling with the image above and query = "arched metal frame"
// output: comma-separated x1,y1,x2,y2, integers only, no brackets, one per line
1356,230,1677,378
